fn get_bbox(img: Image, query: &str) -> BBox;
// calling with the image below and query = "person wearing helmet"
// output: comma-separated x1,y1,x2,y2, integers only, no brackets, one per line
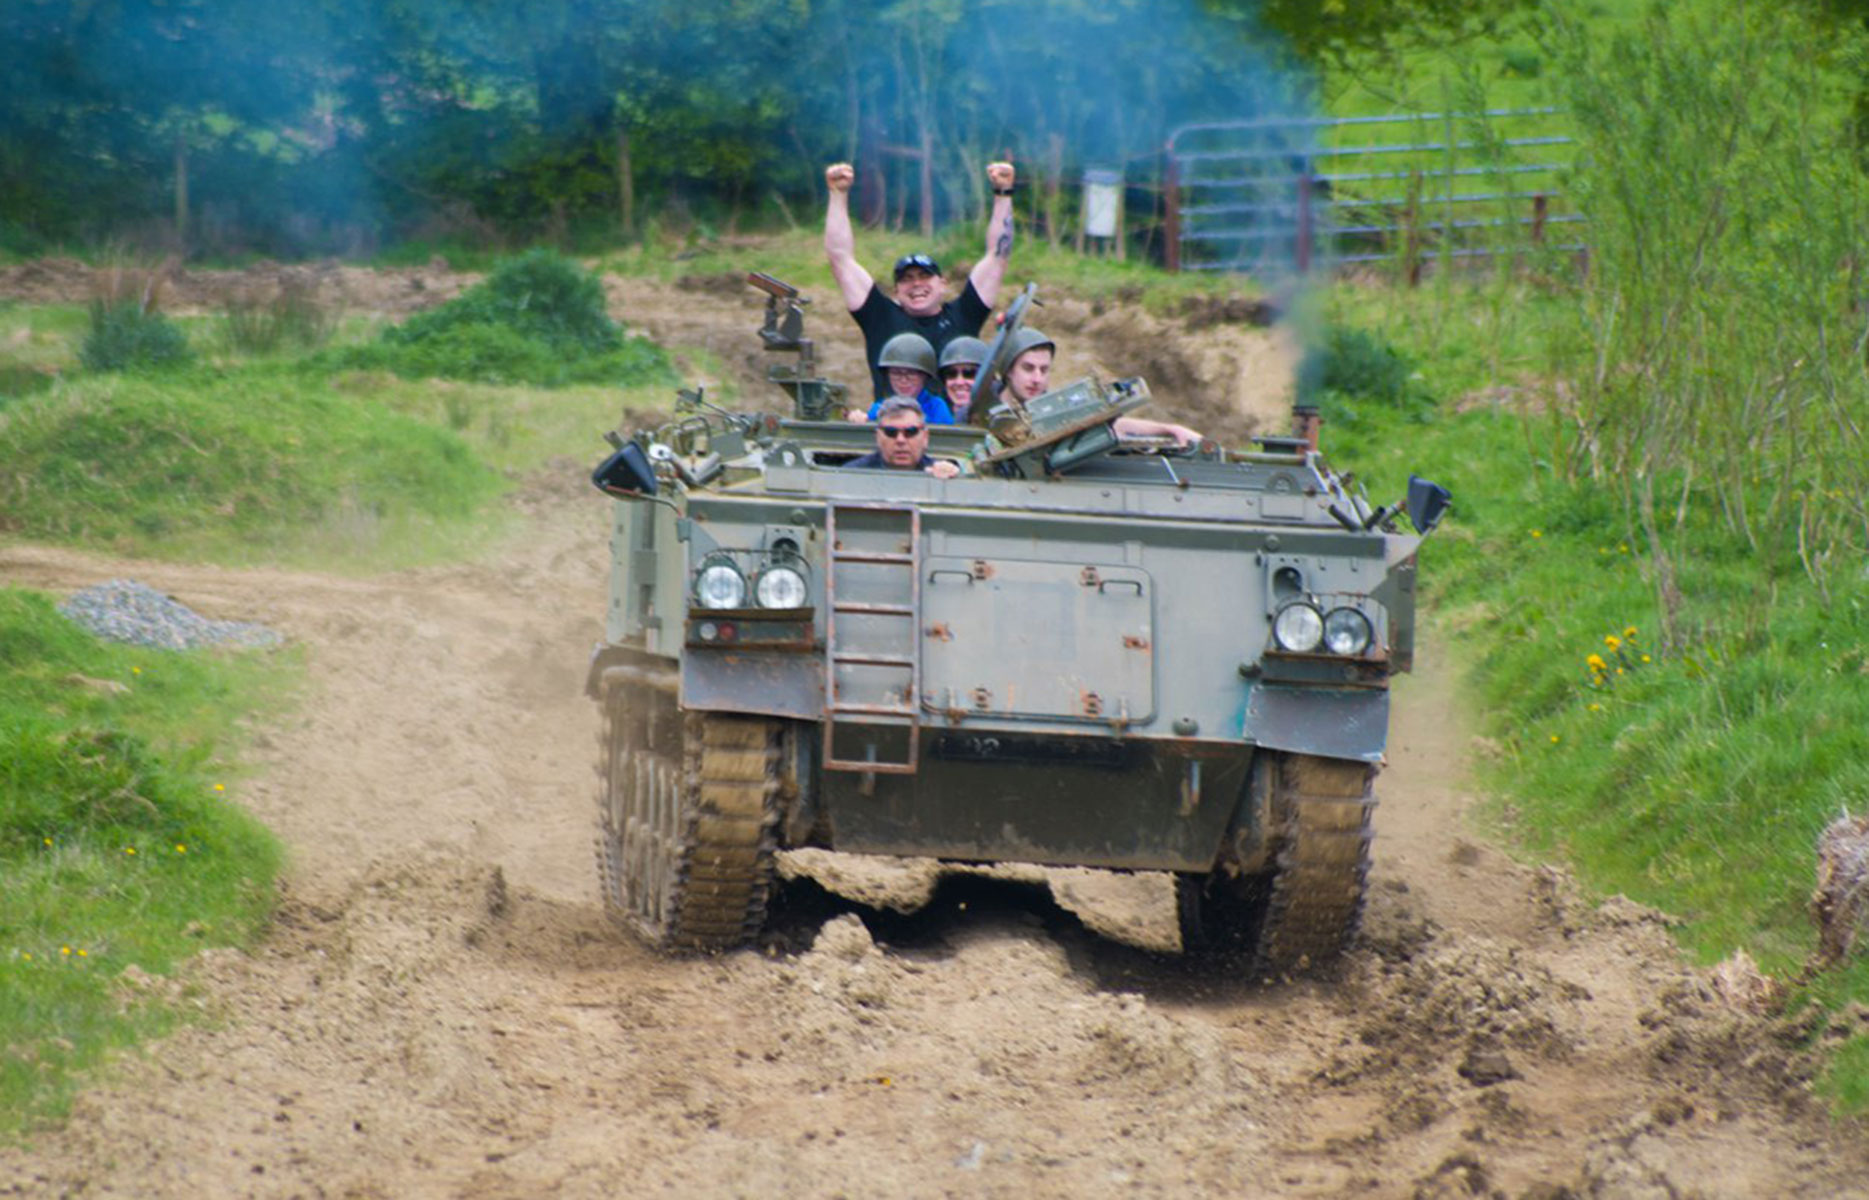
936,335,988,422
824,160,1017,398
844,396,961,478
850,332,954,425
990,328,1202,447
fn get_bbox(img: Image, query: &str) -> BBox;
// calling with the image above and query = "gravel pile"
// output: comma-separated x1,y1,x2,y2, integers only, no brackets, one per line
58,579,284,651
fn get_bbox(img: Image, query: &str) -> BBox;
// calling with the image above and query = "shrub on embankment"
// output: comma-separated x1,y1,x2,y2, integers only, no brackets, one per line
0,588,286,1137
329,247,676,387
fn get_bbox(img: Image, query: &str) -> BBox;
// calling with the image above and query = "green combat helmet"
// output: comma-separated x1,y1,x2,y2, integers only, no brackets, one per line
877,332,938,382
938,336,988,371
1000,326,1055,368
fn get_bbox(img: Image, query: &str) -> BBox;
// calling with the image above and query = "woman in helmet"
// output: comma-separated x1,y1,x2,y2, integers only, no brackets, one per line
848,332,955,425
936,335,988,422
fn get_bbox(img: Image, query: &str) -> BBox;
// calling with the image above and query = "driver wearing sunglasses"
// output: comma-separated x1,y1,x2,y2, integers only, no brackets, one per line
844,396,961,478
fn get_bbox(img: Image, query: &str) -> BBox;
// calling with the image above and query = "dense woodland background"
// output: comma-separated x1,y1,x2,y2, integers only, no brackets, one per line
0,0,1542,257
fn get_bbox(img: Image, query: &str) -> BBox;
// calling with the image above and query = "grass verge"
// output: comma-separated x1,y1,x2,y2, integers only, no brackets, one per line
0,587,290,1139
0,365,508,571
1320,276,1869,1109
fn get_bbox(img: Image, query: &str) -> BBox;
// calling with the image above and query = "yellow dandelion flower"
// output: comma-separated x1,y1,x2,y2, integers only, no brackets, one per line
1605,635,1622,651
175,844,187,854
1587,653,1607,671
1615,667,1625,675
76,949,86,958
21,953,30,962
212,784,225,793
124,846,136,856
1618,543,1630,554
131,666,142,675
1624,626,1638,639
1640,654,1651,664
60,946,70,956
1549,734,1561,744
42,837,52,847
1588,703,1603,712
1530,530,1543,539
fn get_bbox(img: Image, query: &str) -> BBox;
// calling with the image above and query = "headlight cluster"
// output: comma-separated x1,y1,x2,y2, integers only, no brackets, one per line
693,557,810,611
1272,602,1373,656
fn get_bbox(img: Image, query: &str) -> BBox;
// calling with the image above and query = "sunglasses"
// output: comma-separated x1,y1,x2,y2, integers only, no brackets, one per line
878,425,925,439
941,367,978,380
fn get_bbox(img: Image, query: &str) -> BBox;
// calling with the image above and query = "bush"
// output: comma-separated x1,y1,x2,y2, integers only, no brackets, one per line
1299,323,1436,425
390,248,622,354
79,301,193,372
335,248,676,387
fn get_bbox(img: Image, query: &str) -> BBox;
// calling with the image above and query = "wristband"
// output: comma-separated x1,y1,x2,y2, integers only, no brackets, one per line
992,187,1015,197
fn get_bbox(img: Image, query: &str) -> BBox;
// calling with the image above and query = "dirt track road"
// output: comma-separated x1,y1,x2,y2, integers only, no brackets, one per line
2,496,1864,1199
2,268,1864,1197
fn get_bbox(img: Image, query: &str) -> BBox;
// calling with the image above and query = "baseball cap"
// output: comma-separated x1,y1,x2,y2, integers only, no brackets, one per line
892,253,940,280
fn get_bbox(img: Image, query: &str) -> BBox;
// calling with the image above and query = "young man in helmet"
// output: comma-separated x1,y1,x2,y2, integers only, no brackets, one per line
848,332,954,425
991,328,1202,447
823,160,1017,399
845,397,961,478
936,335,987,423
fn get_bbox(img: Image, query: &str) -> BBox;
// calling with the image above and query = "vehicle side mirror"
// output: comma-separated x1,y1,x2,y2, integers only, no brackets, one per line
592,441,659,498
1406,475,1451,534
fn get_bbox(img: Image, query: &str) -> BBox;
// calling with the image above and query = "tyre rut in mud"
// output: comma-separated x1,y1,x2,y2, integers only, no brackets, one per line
596,671,782,950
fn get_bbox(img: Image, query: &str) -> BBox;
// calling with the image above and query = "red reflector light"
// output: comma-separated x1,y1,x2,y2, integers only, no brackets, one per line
718,622,737,641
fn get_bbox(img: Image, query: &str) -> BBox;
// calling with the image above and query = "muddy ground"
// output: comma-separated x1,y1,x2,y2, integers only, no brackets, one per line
1,264,1865,1198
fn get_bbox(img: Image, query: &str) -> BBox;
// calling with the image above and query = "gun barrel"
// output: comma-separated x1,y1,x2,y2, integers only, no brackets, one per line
746,271,799,299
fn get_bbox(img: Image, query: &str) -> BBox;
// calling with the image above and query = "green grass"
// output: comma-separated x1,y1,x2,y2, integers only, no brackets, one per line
0,365,508,570
1319,274,1869,1108
0,587,289,1138
0,302,88,402
327,368,685,476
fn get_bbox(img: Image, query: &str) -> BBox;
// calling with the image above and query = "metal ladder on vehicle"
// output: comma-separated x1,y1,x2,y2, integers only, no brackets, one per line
822,502,921,775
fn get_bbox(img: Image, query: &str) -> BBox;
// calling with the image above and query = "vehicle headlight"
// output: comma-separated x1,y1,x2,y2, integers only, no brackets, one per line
754,565,808,609
1323,607,1373,656
694,562,747,610
1272,602,1324,653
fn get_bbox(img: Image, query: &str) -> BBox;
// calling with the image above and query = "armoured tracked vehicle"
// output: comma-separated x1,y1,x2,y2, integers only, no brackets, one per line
586,274,1450,975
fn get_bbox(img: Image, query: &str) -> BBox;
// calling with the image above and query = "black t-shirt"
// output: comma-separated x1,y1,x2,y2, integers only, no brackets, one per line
851,280,991,400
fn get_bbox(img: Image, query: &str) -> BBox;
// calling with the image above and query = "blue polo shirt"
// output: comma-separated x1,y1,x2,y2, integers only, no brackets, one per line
866,388,954,425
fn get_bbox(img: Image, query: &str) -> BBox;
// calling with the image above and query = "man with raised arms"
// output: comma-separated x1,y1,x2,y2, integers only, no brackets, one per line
824,160,1017,400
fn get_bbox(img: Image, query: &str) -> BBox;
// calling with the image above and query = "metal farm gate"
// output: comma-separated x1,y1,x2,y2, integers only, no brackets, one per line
1164,109,1582,277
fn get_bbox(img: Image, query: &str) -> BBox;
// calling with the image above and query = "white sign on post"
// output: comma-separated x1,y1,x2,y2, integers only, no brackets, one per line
1082,169,1121,239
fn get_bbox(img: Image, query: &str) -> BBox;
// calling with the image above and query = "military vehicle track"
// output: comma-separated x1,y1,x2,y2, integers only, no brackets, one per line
596,674,781,949
1176,751,1376,977
1252,753,1376,977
